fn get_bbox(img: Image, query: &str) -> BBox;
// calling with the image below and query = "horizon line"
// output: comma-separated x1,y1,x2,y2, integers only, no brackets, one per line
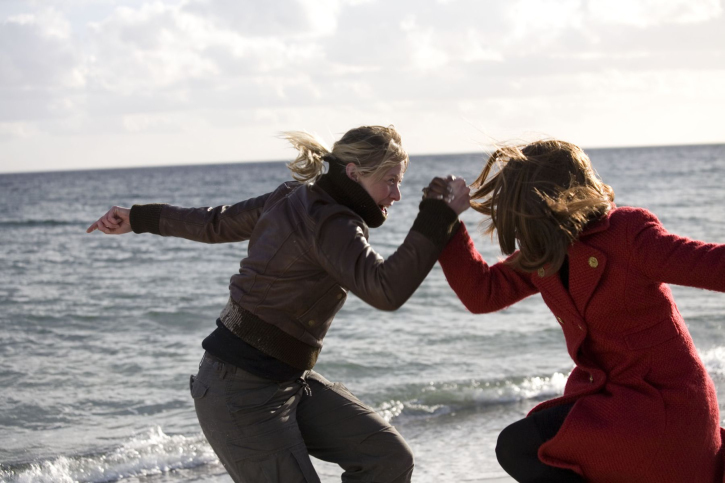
2,140,724,176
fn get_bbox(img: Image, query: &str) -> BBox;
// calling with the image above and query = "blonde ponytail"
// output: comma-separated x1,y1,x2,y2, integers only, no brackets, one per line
282,125,408,183
281,131,330,182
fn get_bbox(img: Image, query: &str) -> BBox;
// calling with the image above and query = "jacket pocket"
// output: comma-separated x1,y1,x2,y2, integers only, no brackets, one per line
624,319,679,350
295,284,347,331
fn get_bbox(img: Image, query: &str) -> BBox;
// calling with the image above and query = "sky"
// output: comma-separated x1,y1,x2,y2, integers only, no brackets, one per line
1,0,724,173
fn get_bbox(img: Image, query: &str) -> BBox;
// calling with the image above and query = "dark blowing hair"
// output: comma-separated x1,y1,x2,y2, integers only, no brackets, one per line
470,139,615,275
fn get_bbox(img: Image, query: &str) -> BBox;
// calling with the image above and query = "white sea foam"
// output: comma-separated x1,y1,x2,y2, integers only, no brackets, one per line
699,346,725,376
377,399,405,422
376,372,568,422
425,372,567,405
0,427,218,483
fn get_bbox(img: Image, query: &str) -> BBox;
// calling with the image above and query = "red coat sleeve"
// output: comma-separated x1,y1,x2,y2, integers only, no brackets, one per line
629,208,725,291
438,222,539,313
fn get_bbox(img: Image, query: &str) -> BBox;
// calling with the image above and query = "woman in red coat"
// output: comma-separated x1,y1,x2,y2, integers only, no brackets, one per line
428,140,725,482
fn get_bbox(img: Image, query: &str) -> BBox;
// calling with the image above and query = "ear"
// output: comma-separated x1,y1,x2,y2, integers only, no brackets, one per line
345,163,359,182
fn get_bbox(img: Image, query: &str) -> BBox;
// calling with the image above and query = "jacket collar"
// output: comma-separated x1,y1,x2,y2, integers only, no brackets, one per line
578,203,615,237
534,204,615,321
314,160,386,228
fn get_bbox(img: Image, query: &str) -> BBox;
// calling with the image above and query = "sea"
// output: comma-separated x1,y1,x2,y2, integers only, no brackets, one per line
2,143,725,483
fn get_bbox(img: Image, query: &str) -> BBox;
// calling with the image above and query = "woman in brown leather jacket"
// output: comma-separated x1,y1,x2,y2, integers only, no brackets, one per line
87,125,469,483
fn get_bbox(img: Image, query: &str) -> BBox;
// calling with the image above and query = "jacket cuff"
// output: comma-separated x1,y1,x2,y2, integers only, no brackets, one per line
411,198,460,250
130,203,166,235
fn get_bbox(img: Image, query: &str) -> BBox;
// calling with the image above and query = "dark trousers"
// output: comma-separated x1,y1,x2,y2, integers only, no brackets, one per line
190,352,414,483
496,403,585,483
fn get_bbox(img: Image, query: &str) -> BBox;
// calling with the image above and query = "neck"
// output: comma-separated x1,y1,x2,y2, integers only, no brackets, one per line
315,161,386,228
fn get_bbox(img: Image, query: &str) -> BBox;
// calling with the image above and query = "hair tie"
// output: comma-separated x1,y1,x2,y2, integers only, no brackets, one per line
323,153,342,165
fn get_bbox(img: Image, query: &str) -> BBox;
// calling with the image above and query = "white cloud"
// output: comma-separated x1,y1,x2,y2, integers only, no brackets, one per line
507,0,583,41
461,30,504,63
0,8,80,89
182,0,319,36
84,1,331,97
298,0,342,37
0,0,724,172
8,8,71,39
587,0,723,27
406,28,450,71
86,4,219,90
0,121,39,139
122,112,180,132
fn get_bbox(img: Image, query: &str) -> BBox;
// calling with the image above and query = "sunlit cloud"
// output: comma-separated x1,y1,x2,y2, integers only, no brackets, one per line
0,0,723,172
588,0,723,27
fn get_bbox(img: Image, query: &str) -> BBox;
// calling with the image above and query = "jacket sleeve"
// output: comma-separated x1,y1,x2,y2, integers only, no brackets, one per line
129,192,271,243
629,208,725,291
315,199,459,311
437,222,539,313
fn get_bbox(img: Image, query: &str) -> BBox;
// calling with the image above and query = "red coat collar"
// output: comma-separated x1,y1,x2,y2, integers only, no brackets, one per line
578,203,615,237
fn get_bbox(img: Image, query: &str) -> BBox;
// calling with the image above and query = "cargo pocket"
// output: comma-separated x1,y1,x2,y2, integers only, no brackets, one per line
250,446,320,483
189,374,209,399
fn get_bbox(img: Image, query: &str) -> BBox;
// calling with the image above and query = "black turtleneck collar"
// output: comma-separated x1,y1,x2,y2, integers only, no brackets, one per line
314,159,387,228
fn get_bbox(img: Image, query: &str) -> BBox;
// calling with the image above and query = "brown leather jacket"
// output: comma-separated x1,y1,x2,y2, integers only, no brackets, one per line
130,176,458,369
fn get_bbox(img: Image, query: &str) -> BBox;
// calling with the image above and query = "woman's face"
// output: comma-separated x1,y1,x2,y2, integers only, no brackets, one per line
357,164,404,216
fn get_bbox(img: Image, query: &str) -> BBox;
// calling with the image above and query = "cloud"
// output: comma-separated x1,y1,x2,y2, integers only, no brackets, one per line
0,121,40,140
0,8,85,126
0,0,723,172
86,4,220,91
0,8,81,89
81,1,332,101
586,0,723,27
181,0,329,37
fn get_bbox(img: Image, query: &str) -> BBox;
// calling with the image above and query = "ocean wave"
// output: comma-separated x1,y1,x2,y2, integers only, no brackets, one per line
700,346,725,376
375,372,568,423
0,220,84,228
0,427,218,483
371,347,725,425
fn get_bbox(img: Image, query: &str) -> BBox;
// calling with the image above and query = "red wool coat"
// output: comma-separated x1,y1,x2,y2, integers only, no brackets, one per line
438,206,725,482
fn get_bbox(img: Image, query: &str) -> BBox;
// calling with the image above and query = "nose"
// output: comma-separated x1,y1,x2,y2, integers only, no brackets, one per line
391,184,402,201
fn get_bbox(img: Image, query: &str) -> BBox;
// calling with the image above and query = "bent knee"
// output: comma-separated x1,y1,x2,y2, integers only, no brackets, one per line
495,426,510,464
390,438,414,472
382,441,414,482
496,421,527,470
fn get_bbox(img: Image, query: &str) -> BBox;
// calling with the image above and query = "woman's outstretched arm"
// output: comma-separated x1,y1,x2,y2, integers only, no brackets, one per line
86,190,275,243
629,207,725,291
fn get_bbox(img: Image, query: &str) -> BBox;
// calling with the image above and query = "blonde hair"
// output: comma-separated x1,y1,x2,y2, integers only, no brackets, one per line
282,125,408,183
470,139,615,275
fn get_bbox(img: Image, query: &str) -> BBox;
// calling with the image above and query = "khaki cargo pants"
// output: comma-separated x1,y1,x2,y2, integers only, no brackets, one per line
190,352,414,482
